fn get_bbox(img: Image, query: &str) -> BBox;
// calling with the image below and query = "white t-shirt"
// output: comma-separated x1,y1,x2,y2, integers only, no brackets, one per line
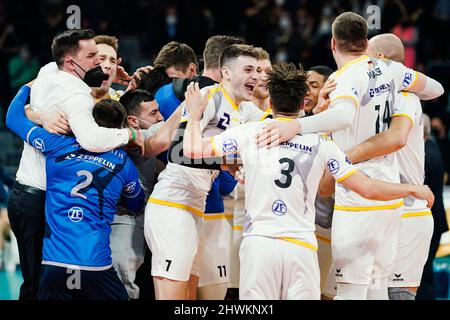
327,56,416,210
212,118,357,240
392,92,427,209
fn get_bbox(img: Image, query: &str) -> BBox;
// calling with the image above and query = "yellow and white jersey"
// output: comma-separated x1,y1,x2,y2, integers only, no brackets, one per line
212,118,357,243
392,92,424,186
149,83,269,215
392,92,429,212
328,55,417,211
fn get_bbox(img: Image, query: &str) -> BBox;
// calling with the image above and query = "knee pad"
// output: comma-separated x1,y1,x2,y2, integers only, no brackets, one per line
388,287,416,300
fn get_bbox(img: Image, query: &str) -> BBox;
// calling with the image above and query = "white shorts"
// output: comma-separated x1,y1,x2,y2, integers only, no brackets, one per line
144,203,203,281
332,208,402,286
197,215,233,287
239,235,320,300
315,225,335,298
389,206,433,287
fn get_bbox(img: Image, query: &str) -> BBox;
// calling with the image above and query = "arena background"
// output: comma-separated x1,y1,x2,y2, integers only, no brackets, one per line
0,0,449,300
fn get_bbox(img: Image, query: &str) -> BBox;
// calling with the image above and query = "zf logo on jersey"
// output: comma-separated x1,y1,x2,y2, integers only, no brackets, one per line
222,138,238,153
124,182,137,194
402,72,413,88
68,207,83,222
327,159,340,174
272,200,287,216
33,138,45,152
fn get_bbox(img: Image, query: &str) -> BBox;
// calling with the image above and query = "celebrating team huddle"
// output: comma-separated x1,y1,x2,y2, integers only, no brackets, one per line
5,11,444,300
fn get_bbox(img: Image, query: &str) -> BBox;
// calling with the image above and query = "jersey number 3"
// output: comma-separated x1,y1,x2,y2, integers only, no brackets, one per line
274,158,295,189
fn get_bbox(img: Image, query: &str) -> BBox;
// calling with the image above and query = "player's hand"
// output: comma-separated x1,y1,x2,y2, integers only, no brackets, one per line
411,185,434,208
185,82,208,121
127,128,146,156
41,111,71,135
113,58,132,86
256,120,300,148
313,78,336,115
127,65,154,91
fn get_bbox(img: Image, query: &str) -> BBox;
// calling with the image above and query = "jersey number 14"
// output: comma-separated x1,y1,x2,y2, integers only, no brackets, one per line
374,100,391,134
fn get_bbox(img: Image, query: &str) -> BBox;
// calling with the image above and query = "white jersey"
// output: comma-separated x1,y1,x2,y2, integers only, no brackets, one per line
328,55,418,211
392,92,425,185
212,119,357,245
392,92,428,211
149,83,268,215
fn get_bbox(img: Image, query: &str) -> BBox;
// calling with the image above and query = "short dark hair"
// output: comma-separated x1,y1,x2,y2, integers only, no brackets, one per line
153,41,198,72
51,29,96,68
308,65,334,81
267,63,308,114
219,44,260,69
203,35,245,69
332,12,368,54
94,35,119,52
137,67,172,95
92,99,127,129
119,89,155,116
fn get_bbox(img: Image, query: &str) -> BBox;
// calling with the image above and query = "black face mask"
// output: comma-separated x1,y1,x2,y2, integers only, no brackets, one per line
71,59,109,87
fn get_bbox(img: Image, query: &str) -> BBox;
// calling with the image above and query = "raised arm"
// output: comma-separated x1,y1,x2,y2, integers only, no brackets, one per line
6,85,34,141
183,83,219,159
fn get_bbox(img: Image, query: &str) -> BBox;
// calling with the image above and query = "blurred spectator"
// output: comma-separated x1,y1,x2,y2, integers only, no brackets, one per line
7,45,40,95
392,13,418,68
416,113,449,300
0,165,13,270
431,116,450,185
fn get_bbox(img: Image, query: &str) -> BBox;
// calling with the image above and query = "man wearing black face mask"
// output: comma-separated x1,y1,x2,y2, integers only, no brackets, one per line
7,29,144,300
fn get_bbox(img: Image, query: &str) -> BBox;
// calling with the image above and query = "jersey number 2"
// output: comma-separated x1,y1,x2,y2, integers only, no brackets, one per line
70,170,93,200
217,113,231,130
274,158,295,189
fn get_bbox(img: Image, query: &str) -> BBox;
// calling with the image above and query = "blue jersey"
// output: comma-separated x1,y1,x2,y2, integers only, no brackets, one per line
205,171,237,214
7,86,144,270
155,83,181,121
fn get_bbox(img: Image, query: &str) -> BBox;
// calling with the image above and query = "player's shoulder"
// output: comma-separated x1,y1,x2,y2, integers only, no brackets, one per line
396,91,421,110
203,83,221,95
332,55,371,79
240,101,263,116
108,88,123,101
104,147,130,164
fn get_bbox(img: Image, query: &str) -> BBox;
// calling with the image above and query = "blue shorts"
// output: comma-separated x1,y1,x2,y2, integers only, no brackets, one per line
38,265,129,300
